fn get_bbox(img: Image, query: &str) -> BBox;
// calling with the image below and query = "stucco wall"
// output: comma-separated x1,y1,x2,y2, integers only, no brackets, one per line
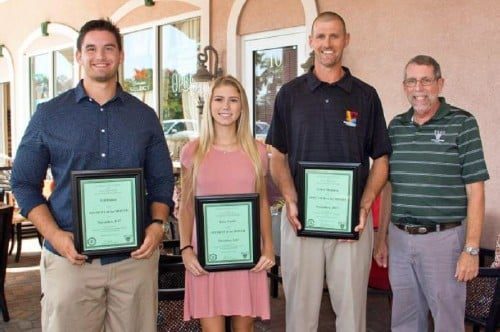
210,0,234,71
0,0,125,53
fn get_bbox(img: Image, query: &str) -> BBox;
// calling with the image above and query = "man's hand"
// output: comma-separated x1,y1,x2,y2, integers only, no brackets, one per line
50,229,87,265
455,252,479,282
286,201,302,232
373,235,388,268
355,206,369,234
340,207,369,243
131,222,164,259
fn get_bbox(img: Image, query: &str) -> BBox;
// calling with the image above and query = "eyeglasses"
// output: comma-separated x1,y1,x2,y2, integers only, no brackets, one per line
403,77,438,88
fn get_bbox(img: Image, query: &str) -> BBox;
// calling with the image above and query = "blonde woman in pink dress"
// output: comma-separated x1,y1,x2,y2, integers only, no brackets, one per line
179,75,275,331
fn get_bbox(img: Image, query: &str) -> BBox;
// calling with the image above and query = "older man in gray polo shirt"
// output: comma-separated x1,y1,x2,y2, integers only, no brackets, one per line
374,55,489,332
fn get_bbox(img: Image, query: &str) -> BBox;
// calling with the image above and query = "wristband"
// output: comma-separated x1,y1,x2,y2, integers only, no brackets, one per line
180,245,193,253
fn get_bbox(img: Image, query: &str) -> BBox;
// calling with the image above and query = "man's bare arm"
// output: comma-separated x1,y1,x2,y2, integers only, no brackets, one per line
269,147,300,231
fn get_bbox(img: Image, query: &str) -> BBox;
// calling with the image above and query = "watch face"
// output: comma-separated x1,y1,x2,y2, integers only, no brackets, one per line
465,247,479,255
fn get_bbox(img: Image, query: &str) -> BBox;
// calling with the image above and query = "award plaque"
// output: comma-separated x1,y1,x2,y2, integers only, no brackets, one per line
71,168,145,256
195,194,260,272
297,161,361,239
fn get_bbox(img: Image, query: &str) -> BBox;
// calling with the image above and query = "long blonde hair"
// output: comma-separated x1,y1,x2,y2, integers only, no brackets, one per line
187,75,264,200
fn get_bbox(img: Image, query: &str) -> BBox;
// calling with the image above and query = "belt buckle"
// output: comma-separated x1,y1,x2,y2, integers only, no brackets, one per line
417,226,428,234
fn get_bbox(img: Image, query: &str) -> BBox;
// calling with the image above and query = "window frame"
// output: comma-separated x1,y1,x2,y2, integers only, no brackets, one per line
27,43,75,114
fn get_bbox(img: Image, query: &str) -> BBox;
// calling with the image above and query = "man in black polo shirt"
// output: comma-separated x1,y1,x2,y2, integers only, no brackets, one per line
266,11,391,332
374,55,489,331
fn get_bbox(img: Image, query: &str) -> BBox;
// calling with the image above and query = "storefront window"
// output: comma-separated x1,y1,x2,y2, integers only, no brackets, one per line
160,17,200,127
119,16,200,160
122,28,154,108
54,48,74,96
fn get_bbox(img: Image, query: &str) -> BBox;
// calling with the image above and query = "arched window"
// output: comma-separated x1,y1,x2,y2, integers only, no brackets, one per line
21,23,78,115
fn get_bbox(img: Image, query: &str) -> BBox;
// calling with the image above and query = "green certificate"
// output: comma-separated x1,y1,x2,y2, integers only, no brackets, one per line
298,162,360,239
80,178,137,251
71,169,145,256
203,202,253,266
195,194,260,271
304,169,352,232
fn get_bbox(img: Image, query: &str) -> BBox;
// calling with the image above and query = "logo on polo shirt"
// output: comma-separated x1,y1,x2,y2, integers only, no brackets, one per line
431,130,445,143
343,110,358,127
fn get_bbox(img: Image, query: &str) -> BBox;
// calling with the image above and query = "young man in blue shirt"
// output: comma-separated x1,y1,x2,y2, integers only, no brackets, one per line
11,19,174,331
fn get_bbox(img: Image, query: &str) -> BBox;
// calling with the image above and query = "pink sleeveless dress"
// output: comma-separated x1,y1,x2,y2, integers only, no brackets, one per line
180,140,271,320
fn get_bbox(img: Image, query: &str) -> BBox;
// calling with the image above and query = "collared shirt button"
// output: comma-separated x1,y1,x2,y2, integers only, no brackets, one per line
89,98,93,102
101,153,106,158
100,108,104,112
101,129,105,133
325,99,330,103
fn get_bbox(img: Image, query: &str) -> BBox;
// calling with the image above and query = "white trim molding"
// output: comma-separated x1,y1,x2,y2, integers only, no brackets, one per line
0,45,14,159
0,45,14,84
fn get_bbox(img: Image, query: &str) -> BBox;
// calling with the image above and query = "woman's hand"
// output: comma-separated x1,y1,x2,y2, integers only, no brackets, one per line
181,247,208,276
251,246,275,272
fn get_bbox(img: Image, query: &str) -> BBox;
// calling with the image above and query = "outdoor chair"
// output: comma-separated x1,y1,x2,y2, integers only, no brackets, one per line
5,192,43,262
0,205,13,322
158,240,201,332
158,240,233,331
0,169,11,203
465,247,500,332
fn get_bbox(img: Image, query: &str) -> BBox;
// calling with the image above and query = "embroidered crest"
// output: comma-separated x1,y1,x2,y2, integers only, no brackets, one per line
343,110,358,127
431,130,445,143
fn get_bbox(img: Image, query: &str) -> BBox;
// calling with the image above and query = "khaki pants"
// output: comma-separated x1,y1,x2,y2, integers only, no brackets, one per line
280,209,373,332
40,248,159,332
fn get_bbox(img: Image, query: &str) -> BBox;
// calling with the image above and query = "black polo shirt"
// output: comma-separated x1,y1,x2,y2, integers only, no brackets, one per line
265,67,392,201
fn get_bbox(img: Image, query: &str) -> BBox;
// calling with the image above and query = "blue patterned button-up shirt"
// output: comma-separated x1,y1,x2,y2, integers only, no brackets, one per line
11,80,175,263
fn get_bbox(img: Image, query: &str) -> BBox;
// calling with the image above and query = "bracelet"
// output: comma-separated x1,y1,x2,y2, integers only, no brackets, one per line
179,245,193,253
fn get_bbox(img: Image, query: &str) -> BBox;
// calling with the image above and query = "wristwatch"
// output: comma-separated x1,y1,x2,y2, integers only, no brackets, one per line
152,219,168,238
463,246,480,256
152,219,165,226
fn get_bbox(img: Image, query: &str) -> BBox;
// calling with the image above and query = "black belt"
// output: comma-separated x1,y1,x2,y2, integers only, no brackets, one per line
394,221,462,235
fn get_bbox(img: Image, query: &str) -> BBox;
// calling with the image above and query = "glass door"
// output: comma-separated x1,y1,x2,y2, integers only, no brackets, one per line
242,27,306,141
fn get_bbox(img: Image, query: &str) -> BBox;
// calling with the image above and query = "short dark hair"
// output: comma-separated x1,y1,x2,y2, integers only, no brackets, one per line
77,19,122,51
405,55,442,79
311,11,347,35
